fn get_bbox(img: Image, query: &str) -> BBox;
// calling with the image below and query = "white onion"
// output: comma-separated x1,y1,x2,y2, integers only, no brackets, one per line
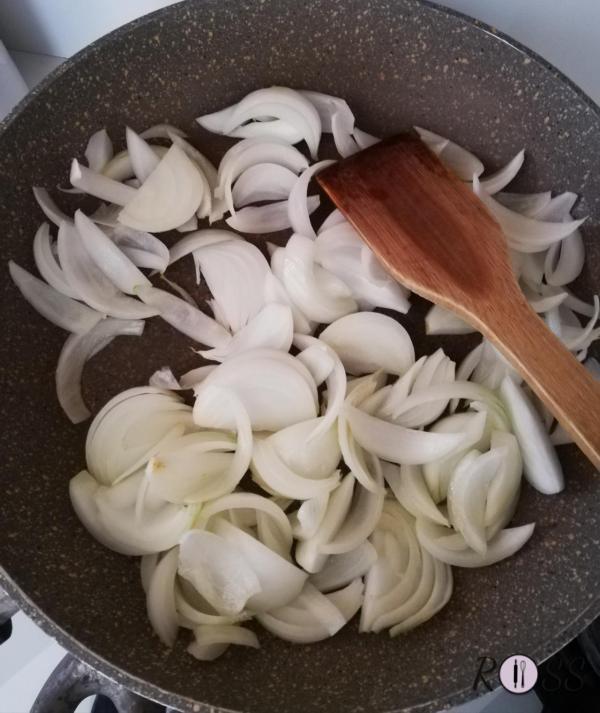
56,318,144,423
119,144,205,232
8,260,102,334
193,349,318,431
75,211,150,295
136,285,230,347
32,187,71,227
415,127,484,180
33,223,79,298
187,625,259,661
311,541,377,592
499,376,564,494
213,517,308,612
227,196,319,234
198,303,293,362
288,160,335,239
71,159,137,205
57,221,157,320
125,127,160,183
146,547,179,646
85,129,113,172
417,518,535,568
479,150,524,194
319,312,415,376
179,529,261,615
193,238,270,333
232,163,298,206
279,234,357,322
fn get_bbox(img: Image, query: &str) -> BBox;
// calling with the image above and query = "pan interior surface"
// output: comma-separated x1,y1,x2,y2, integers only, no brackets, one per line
0,1,599,712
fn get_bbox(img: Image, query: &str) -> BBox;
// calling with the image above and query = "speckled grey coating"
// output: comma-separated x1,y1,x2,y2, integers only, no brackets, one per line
0,1,599,712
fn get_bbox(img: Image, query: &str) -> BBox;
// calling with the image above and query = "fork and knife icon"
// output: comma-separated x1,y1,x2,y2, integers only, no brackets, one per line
512,658,527,689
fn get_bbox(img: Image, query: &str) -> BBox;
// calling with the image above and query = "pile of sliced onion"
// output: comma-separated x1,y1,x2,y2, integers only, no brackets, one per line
8,85,597,663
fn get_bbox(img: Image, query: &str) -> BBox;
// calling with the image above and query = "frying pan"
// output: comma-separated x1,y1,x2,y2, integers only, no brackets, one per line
0,1,599,711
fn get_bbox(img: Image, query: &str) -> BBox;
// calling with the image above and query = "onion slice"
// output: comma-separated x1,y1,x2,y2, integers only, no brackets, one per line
146,547,179,646
499,376,564,494
56,318,145,423
319,312,415,376
8,260,102,334
119,144,205,232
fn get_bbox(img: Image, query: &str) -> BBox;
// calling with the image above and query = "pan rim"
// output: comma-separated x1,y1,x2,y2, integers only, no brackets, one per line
1,1,599,711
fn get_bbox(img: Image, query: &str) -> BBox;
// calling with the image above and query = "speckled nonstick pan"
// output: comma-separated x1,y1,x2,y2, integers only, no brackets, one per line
0,1,599,711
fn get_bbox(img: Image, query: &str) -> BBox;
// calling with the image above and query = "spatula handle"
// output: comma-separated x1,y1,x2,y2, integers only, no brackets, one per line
478,296,600,470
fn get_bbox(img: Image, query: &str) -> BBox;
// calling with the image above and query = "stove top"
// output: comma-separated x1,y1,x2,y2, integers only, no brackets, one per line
5,584,598,713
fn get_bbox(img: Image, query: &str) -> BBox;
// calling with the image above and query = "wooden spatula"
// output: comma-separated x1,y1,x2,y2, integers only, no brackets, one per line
317,133,600,469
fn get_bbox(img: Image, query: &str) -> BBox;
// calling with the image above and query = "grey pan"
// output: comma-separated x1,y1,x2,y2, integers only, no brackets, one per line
0,0,599,711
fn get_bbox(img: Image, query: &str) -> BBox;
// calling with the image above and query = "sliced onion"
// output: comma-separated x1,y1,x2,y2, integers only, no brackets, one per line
251,437,340,500
288,160,336,239
222,87,321,159
212,517,308,612
425,304,474,335
140,553,158,593
230,119,304,144
178,529,261,615
311,541,377,592
384,462,448,527
270,417,341,480
345,402,479,466
8,260,102,334
291,493,330,541
75,211,150,294
295,474,356,573
227,196,319,234
193,238,270,333
417,518,535,568
197,492,292,552
388,557,453,636
119,144,205,232
479,150,524,194
293,333,346,440
232,163,298,206
422,411,492,503
353,127,380,149
85,129,113,172
57,221,157,319
71,159,137,205
485,431,523,537
140,124,186,140
415,127,484,180
146,547,179,646
321,459,385,555
169,229,240,270
187,625,259,661
32,186,71,227
300,90,354,134
125,127,160,182
267,251,315,335
56,318,144,423
499,376,564,494
447,449,504,554
167,133,220,220
497,191,552,216
198,303,293,362
110,225,169,273
280,234,357,322
319,312,415,376
216,138,309,214
332,110,359,157
193,349,318,431
545,230,585,286
136,285,231,348
473,176,585,252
